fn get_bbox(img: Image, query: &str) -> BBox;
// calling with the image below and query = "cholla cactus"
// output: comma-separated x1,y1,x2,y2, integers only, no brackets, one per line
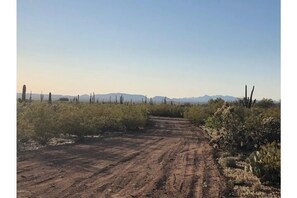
248,141,280,184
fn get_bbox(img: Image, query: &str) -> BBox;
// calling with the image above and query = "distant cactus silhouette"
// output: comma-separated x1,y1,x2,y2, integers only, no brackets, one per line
22,85,26,102
149,98,153,105
240,85,256,108
120,95,124,104
29,91,32,103
40,91,44,102
49,92,52,104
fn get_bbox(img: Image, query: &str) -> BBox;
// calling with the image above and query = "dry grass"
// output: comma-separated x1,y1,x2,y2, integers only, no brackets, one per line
203,126,280,197
222,157,280,197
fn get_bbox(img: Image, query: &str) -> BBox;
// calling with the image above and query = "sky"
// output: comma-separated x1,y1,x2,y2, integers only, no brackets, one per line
17,0,280,100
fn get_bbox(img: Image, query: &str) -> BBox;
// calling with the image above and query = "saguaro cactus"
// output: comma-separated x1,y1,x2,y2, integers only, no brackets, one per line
29,91,32,104
241,85,256,108
149,98,153,105
49,92,52,104
22,85,26,102
40,91,44,102
120,95,124,104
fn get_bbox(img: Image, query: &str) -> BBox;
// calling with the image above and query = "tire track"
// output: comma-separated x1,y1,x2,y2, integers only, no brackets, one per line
17,116,226,198
58,138,165,197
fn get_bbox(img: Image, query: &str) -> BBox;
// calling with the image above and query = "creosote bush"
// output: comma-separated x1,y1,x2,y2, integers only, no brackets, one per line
17,102,149,144
148,104,185,118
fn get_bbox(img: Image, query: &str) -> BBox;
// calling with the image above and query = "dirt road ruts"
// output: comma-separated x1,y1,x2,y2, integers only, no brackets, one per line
17,116,226,198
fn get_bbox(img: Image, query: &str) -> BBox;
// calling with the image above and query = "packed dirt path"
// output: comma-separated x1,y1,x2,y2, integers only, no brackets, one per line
17,116,226,198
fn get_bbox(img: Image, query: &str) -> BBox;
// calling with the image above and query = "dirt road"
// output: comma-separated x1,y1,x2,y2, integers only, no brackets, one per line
17,116,226,198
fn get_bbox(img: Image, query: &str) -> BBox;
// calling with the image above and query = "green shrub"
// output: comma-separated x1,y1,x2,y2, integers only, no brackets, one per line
17,103,149,143
25,103,59,144
148,104,185,117
219,157,237,168
247,141,280,185
255,98,275,108
184,105,213,125
207,104,280,152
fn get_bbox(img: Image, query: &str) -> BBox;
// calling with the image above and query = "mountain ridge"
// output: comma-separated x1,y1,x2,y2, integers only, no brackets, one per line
17,92,239,103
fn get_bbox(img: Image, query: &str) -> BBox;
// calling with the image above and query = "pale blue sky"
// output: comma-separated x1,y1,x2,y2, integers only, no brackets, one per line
17,0,280,99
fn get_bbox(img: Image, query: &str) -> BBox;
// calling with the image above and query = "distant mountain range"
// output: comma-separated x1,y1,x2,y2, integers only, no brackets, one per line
17,93,239,104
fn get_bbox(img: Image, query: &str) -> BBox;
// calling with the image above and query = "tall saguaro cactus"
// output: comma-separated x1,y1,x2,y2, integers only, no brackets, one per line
120,95,124,104
149,98,153,105
93,92,95,103
241,85,256,108
48,92,52,104
22,85,26,102
40,91,44,102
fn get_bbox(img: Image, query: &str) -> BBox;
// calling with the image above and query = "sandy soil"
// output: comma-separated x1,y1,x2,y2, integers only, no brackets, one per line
17,116,227,198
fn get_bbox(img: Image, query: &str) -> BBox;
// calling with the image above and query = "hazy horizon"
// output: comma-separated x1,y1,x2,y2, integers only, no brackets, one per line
17,0,280,100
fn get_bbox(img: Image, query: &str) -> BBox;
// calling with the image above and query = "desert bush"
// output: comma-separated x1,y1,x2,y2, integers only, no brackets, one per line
247,141,280,185
122,105,148,130
17,104,34,143
261,106,280,119
219,157,237,168
21,103,59,144
259,117,280,144
17,103,149,143
184,105,213,125
186,99,225,127
255,98,275,108
206,103,280,152
148,104,185,117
